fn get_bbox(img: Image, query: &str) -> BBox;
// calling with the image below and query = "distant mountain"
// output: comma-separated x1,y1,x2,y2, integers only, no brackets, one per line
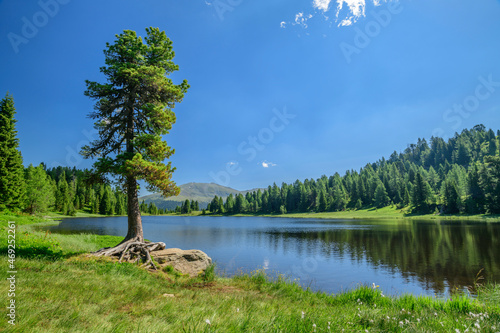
139,182,262,210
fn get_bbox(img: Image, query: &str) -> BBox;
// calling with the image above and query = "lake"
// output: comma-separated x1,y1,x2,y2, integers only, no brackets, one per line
46,216,500,297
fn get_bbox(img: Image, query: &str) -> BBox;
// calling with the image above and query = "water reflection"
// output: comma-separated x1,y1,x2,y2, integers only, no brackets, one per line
46,216,500,296
259,220,500,293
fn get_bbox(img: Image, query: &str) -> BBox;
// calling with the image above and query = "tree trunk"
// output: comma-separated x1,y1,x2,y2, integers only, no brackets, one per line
123,175,144,243
92,174,164,267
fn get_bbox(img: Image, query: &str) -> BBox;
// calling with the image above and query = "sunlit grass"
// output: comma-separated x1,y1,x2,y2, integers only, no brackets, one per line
254,206,500,222
1,212,499,332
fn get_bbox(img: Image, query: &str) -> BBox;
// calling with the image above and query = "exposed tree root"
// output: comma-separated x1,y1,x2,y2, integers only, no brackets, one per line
92,238,166,270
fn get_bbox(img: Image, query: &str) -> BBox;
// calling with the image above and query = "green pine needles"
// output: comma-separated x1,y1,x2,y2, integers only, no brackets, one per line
81,27,189,242
0,93,26,211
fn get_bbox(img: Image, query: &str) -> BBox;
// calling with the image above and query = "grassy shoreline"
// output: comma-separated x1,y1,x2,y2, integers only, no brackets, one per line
1,212,500,332
40,206,500,222
214,206,500,222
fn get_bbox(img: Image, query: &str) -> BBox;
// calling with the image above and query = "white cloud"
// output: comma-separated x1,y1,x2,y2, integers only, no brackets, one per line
261,161,277,168
294,12,313,28
313,0,333,12
280,21,286,28
335,0,366,26
285,0,392,29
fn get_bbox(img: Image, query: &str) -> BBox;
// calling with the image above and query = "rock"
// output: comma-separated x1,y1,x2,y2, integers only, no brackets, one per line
151,248,212,277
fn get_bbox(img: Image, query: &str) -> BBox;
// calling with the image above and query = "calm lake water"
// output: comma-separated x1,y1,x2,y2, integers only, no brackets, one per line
47,216,500,297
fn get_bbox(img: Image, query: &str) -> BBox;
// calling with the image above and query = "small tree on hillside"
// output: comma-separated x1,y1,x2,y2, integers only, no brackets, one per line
24,164,55,214
411,172,432,213
373,182,390,208
81,27,189,264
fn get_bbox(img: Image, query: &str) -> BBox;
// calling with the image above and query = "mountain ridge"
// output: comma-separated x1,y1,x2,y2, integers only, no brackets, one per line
139,182,262,210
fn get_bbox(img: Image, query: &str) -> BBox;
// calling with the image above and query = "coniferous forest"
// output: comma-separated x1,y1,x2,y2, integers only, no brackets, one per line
1,93,499,217
208,124,500,216
0,93,199,217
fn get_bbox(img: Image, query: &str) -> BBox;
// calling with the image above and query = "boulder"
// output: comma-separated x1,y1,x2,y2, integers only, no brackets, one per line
151,248,212,277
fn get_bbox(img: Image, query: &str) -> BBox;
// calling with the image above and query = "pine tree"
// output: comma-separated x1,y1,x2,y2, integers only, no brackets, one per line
81,27,188,246
55,172,73,213
466,163,485,214
411,172,431,213
148,202,158,215
115,190,127,215
24,164,55,214
373,182,390,208
235,194,247,213
482,156,500,213
218,197,224,214
210,196,220,213
0,93,25,211
225,194,235,213
318,189,327,212
181,199,191,214
100,187,115,215
441,178,461,214
488,138,498,156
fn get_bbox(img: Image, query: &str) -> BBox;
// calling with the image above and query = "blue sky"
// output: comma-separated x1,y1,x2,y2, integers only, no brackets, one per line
1,0,500,193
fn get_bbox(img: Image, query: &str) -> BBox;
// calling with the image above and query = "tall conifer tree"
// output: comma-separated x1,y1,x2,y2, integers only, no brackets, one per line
81,27,188,250
0,93,25,211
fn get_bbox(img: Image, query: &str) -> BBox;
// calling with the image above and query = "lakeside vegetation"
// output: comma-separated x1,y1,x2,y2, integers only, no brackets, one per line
222,206,500,222
1,212,500,332
206,126,500,219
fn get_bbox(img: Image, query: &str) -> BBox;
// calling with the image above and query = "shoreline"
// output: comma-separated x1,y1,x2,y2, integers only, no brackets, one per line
45,206,500,222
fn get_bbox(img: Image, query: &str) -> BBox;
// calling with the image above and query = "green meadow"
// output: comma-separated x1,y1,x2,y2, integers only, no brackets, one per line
1,212,499,332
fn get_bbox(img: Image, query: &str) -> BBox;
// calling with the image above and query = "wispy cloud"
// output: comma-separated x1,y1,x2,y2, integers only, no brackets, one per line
335,0,367,26
261,161,277,168
313,0,333,12
286,0,394,29
294,12,313,28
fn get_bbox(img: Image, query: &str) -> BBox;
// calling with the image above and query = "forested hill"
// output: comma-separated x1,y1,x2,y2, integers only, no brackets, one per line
207,125,500,215
139,182,262,210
